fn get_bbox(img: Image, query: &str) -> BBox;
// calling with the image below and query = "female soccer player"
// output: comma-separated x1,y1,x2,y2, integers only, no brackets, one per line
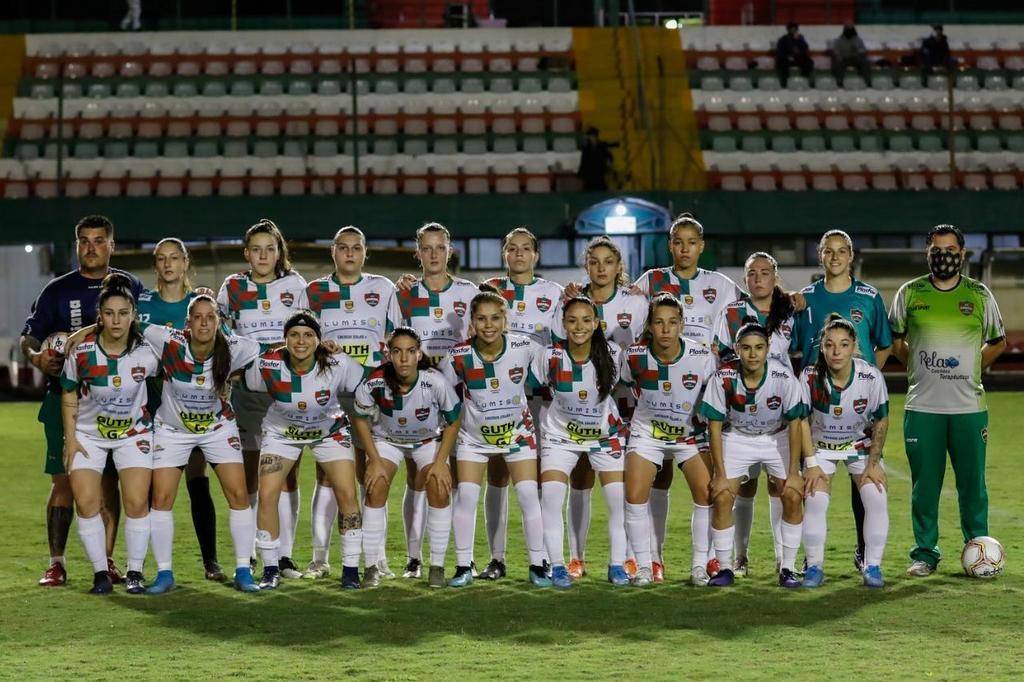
712,251,796,577
622,294,718,586
247,311,368,590
701,321,806,588
476,227,563,581
438,289,548,587
217,219,308,580
799,314,890,588
61,281,159,594
350,327,463,588
532,297,628,588
304,226,402,581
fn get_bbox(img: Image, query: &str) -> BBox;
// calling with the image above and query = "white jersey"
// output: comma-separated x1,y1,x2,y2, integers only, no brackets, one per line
354,366,462,445
531,344,626,453
244,348,366,443
699,357,806,436
142,323,260,435
397,276,478,364
713,296,794,365
801,358,889,459
217,270,309,344
439,334,540,455
483,276,562,345
557,285,648,351
624,339,717,444
634,267,741,346
60,335,160,440
305,273,402,367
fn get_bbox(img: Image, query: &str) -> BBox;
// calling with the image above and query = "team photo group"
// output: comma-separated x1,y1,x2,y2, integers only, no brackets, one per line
20,212,1007,596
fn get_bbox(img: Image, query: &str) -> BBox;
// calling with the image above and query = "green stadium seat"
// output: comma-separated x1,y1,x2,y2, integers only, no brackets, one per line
163,141,189,157
16,143,40,160
899,75,922,89
757,76,781,91
116,83,140,98
711,137,737,153
787,76,810,91
404,139,429,155
700,76,724,91
30,83,54,98
801,135,826,152
493,137,518,154
259,80,284,96
522,137,548,153
433,139,458,154
104,141,130,158
888,135,914,152
552,137,578,153
87,83,111,98
342,140,368,155
404,79,428,94
730,77,753,92
830,135,855,152
201,81,227,97
548,77,573,93
373,139,398,155
317,80,341,95
918,135,943,152
253,140,279,157
193,140,219,157
462,78,485,93
376,80,399,95
62,83,83,99
953,136,972,152
287,80,312,96
433,79,456,93
771,136,797,153
230,81,255,97
740,136,766,153
814,75,838,90
352,80,371,95
313,140,338,156
491,78,514,93
173,82,198,97
144,82,169,97
462,138,488,154
518,77,542,93
1007,135,1024,152
73,142,99,159
872,75,895,90
133,141,160,158
858,135,882,152
282,140,308,156
223,140,248,157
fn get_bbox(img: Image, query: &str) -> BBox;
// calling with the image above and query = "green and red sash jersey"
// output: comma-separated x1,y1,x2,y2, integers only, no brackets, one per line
801,358,889,459
634,267,742,346
354,367,462,445
397,276,478,364
554,285,648,351
305,273,401,367
483,276,563,346
713,295,794,365
699,358,806,436
217,270,308,344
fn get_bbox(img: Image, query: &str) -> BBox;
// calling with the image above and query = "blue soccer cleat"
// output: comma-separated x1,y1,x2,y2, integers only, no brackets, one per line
259,566,280,590
551,564,572,589
146,570,176,595
708,568,736,587
340,566,361,590
608,564,631,586
125,570,146,594
802,565,825,588
779,568,802,588
529,564,552,587
234,567,261,593
89,571,114,595
863,565,885,588
448,566,474,588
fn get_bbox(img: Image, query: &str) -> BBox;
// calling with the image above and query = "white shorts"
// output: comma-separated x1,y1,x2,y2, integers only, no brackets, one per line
722,431,790,481
232,389,273,452
261,431,355,463
375,439,439,470
338,394,364,450
71,432,153,473
540,443,623,475
153,423,244,469
455,438,537,464
626,433,702,470
529,396,546,446
815,455,879,477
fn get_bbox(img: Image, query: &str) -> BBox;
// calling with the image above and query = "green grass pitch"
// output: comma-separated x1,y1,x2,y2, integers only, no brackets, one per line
1,395,1022,679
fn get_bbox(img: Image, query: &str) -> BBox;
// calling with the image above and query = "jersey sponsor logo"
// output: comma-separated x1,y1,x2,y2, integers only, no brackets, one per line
180,410,216,434
97,414,133,439
344,300,355,311
855,285,876,297
364,292,380,307
131,366,146,382
909,301,930,311
261,300,271,312
832,406,843,417
480,421,515,447
280,292,295,307
919,351,960,370
510,338,532,349
849,308,864,323
196,375,206,385
662,381,672,393
70,299,83,330
651,419,688,442
489,378,500,390
261,359,283,370
567,421,602,444
959,301,975,316
453,302,467,317
415,407,431,421
315,389,331,406
684,295,694,305
853,398,868,414
112,376,122,388
297,401,307,410
536,297,552,312
284,425,323,440
398,417,407,425
857,371,875,381
516,301,527,313
766,395,782,410
770,370,789,379
341,343,370,365
681,373,698,390
136,439,150,454
702,287,717,304
433,308,444,319
816,439,853,451
578,389,588,401
617,312,632,328
508,367,524,384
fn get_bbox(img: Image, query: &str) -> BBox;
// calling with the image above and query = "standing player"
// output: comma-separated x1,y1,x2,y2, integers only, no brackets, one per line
790,229,893,573
477,228,563,581
700,321,807,588
21,215,144,586
889,224,1005,577
304,226,401,581
800,314,891,588
217,219,308,579
623,295,718,586
351,328,463,588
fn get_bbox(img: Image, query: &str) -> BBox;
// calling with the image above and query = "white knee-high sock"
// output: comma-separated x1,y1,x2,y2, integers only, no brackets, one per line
77,513,108,573
733,495,755,560
124,514,150,573
149,508,175,571
484,484,509,562
311,482,337,563
691,504,712,570
453,481,481,567
255,529,280,568
602,482,626,566
540,480,568,567
362,506,387,567
427,504,453,567
341,524,362,569
567,487,592,561
514,480,546,566
278,490,300,559
406,489,427,562
625,501,652,569
769,495,784,563
711,525,735,571
803,492,830,568
859,484,889,568
649,488,670,563
402,485,416,558
780,520,802,572
229,507,256,570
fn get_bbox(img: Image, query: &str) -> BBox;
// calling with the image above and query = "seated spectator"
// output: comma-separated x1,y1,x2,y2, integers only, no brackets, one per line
920,24,956,80
775,23,813,88
830,24,872,86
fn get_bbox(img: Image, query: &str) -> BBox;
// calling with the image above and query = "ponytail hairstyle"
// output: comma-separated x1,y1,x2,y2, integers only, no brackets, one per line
96,272,144,352
470,284,507,319
744,251,794,337
813,313,858,394
583,236,631,288
642,293,684,342
283,310,332,376
669,212,704,240
382,326,435,397
817,229,855,275
186,294,233,394
562,296,616,400
502,227,538,252
153,237,194,293
244,218,292,279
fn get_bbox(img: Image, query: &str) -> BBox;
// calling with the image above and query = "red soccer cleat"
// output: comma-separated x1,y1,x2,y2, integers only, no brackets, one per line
567,559,587,579
706,557,721,577
38,562,67,587
107,558,125,584
652,560,665,583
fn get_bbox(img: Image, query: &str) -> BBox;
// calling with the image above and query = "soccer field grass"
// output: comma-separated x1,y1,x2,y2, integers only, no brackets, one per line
1,395,1022,680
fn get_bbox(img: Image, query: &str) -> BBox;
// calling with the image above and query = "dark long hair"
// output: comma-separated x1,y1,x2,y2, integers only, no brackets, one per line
470,285,507,319
562,296,616,400
381,327,435,397
744,252,794,336
186,294,232,393
245,218,292,279
96,273,144,353
642,293,684,342
814,313,858,394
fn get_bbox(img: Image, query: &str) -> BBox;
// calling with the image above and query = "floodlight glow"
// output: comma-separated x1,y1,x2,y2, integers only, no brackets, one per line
614,202,628,216
664,19,679,29
24,244,33,253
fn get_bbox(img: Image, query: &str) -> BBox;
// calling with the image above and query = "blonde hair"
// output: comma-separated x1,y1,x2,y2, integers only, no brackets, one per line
153,237,194,293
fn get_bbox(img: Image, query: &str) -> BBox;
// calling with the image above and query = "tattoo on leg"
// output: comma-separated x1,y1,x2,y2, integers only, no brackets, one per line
259,455,283,476
47,506,73,555
339,511,362,531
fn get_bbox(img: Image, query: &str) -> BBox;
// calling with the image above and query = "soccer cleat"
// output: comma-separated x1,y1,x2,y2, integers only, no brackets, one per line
38,562,67,587
529,564,553,587
234,567,261,593
863,565,885,588
428,566,446,588
778,568,801,588
204,560,226,582
607,564,630,586
448,566,474,588
259,566,281,590
629,566,652,586
734,556,749,578
107,558,125,584
541,559,551,577
853,546,865,573
708,568,735,587
340,566,361,590
567,559,586,579
906,560,935,577
652,561,665,583
89,570,114,595
303,559,331,579
470,560,479,578
146,569,176,594
801,565,825,588
706,557,721,577
278,557,303,579
551,565,573,589
125,570,146,594
362,565,381,589
478,559,507,581
624,558,638,578
376,558,396,579
690,566,710,587
402,558,422,579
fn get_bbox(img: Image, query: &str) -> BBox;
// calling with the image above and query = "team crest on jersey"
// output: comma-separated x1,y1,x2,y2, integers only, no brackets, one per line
112,376,122,388
703,288,717,304
345,300,355,311
853,398,868,414
280,292,294,307
415,407,431,421
433,308,444,319
536,297,552,312
684,295,694,305
196,375,205,386
131,366,146,382
508,367,524,384
766,396,782,410
578,390,588,401
489,378,500,390
398,416,407,426
315,389,331,406
682,373,698,390
662,381,672,393
959,301,975,316
832,406,843,417
516,301,527,313
136,440,150,454
617,312,632,329
297,401,307,411
780,323,792,339
364,292,380,307
261,300,271,312
228,436,241,450
850,308,864,324
453,302,467,317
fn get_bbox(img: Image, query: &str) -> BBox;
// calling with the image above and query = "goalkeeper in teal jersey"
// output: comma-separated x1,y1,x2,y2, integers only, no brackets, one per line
890,224,1006,576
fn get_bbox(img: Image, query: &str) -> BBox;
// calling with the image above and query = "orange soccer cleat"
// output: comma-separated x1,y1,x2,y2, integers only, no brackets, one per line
652,560,665,583
567,559,587,579
624,558,638,578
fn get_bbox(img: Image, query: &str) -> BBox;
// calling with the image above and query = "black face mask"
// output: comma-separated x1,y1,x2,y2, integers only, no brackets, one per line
928,249,962,279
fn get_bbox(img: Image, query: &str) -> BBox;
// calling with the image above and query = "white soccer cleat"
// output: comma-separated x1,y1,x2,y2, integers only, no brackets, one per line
690,566,711,587
631,566,653,586
303,559,331,579
376,558,396,579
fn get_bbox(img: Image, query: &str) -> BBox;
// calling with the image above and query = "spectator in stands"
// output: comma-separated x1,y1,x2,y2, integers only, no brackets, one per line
830,24,872,86
120,0,142,31
578,127,616,192
920,25,955,81
774,23,813,88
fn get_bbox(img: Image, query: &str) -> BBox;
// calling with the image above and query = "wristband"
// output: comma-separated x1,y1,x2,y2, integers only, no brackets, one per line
804,456,819,468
